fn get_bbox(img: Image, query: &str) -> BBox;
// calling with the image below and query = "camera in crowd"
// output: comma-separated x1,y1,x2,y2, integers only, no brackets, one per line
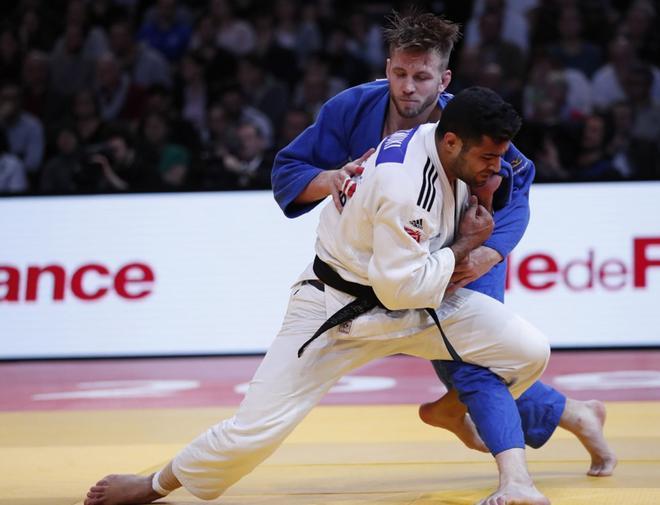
71,142,116,189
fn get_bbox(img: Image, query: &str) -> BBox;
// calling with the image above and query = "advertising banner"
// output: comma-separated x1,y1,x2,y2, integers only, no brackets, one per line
1,182,658,358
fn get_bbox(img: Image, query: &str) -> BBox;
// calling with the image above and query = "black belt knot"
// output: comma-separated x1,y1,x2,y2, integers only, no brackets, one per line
296,256,462,363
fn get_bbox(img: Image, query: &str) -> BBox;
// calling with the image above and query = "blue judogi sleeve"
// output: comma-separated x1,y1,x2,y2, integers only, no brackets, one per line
485,144,535,260
271,83,387,218
272,98,352,218
466,144,535,302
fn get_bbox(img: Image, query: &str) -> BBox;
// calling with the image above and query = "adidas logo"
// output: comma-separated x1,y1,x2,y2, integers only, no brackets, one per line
409,219,423,230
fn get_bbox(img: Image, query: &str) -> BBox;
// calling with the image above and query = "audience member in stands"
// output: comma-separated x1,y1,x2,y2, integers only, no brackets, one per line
87,127,159,192
199,103,227,188
471,6,527,100
530,128,572,182
251,12,299,90
139,111,191,189
61,0,109,59
71,89,108,147
88,0,126,30
137,0,192,62
523,51,592,121
292,54,345,119
188,14,237,89
219,84,273,148
592,35,660,110
606,101,637,179
0,82,44,185
236,55,288,129
39,124,83,193
624,63,660,179
626,64,660,146
94,52,145,123
175,51,210,137
324,25,371,88
572,114,619,181
198,102,235,189
547,6,603,79
450,46,480,91
345,9,386,75
49,22,95,98
144,84,200,152
108,17,172,89
524,70,587,124
272,0,299,52
618,0,660,66
16,6,55,53
294,3,323,66
464,0,530,54
209,0,255,57
0,128,28,193
219,121,272,190
21,50,62,122
0,28,23,83
531,1,611,59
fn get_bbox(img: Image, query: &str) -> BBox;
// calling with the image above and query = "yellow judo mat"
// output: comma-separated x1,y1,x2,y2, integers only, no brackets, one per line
1,402,659,505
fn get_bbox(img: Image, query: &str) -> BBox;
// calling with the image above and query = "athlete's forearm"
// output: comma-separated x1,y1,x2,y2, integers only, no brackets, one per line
449,239,474,264
476,245,503,266
294,171,333,204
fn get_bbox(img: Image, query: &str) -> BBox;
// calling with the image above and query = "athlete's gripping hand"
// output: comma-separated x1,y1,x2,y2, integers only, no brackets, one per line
450,196,494,264
295,148,375,210
325,148,375,212
446,247,503,296
458,195,494,246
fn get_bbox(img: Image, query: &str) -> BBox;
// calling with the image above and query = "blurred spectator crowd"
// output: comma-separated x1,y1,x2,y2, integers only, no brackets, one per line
0,0,659,194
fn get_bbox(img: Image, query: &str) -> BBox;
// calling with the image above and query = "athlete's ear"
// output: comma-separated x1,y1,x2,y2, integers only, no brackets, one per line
385,58,392,79
439,69,452,93
443,132,460,152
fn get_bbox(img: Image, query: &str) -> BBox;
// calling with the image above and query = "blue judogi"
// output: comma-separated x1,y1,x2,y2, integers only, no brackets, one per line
271,80,564,454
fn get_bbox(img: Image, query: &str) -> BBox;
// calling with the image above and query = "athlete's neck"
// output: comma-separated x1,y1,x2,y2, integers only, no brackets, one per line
382,100,442,138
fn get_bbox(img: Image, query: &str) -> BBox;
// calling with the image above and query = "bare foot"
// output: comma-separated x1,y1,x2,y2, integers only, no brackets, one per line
559,399,618,476
480,448,550,505
476,481,550,505
419,390,489,453
84,474,164,505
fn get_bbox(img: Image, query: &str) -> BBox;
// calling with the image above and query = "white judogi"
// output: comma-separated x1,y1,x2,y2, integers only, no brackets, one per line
171,124,549,500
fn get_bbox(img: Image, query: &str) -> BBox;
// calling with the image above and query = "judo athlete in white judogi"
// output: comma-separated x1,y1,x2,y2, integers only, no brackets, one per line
84,87,551,505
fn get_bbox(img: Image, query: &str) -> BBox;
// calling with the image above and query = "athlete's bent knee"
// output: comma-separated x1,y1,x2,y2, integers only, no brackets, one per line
518,325,550,381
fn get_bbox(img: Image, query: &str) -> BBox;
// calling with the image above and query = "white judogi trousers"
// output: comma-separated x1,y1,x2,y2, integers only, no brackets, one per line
171,280,549,499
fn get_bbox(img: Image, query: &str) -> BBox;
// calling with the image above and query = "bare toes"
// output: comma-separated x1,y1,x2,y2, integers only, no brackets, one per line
588,455,617,477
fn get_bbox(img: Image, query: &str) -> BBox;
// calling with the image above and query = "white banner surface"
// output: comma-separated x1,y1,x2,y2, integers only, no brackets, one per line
1,182,658,358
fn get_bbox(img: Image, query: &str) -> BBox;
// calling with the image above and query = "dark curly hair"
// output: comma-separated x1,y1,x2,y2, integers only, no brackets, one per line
383,11,461,70
437,87,521,145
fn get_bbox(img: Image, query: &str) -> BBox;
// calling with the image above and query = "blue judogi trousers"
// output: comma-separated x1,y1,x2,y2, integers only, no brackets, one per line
432,263,566,455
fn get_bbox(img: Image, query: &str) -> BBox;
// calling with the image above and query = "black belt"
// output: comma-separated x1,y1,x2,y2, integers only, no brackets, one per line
297,256,462,362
